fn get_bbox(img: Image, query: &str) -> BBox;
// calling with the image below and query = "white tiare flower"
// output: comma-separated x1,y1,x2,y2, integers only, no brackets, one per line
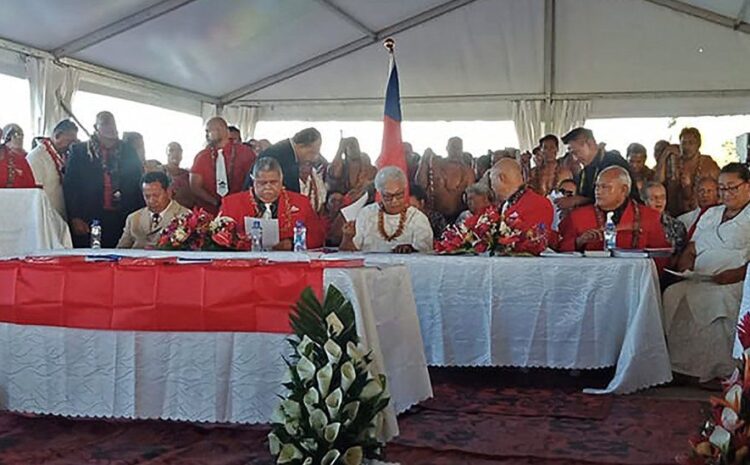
297,355,316,382
340,361,356,393
709,426,731,451
324,339,342,365
326,388,343,418
317,363,334,397
722,407,741,432
277,444,303,464
325,313,344,336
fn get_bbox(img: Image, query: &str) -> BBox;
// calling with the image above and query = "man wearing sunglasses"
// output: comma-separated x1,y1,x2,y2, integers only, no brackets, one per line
664,163,750,386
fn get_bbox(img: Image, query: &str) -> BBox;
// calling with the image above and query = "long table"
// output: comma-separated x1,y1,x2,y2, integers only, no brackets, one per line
0,188,71,256
0,250,432,441
336,253,673,395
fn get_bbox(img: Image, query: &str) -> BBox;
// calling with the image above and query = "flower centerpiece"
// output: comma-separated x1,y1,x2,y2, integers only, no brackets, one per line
677,314,750,465
435,206,548,256
157,208,250,251
268,286,390,465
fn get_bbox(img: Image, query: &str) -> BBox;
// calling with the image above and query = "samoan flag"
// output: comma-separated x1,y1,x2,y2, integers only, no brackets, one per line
376,54,408,189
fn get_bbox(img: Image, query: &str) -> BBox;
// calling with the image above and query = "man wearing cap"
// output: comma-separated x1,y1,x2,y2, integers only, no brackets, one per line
555,127,639,212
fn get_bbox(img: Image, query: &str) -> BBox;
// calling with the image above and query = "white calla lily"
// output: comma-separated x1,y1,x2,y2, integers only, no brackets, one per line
267,432,281,456
303,387,320,411
310,408,328,434
326,388,343,418
317,363,334,397
360,378,383,400
297,335,316,357
342,446,364,465
321,449,341,465
300,438,317,453
340,361,356,393
297,355,316,382
271,404,285,424
277,444,303,464
280,399,301,420
722,407,741,432
709,426,732,451
342,401,360,425
324,339,343,365
347,341,365,364
284,419,299,436
324,422,341,442
326,313,345,336
302,458,313,465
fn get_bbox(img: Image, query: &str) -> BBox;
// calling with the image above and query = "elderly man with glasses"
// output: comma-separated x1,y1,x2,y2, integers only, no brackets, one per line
664,163,750,386
340,166,433,254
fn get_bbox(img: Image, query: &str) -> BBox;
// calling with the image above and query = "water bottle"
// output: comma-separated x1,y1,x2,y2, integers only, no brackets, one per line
293,220,307,252
90,219,102,249
250,219,263,251
603,211,617,252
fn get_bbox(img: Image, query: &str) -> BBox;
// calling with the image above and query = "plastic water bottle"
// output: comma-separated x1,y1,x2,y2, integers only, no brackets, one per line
250,219,263,251
603,211,617,252
90,219,102,249
293,220,307,252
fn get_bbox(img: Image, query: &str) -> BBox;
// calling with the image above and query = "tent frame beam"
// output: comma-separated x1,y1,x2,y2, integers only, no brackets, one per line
644,0,750,34
220,0,479,104
543,0,555,100
312,0,376,38
53,0,199,57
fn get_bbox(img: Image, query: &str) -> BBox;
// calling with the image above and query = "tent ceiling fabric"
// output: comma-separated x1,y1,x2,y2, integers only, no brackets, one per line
0,0,748,119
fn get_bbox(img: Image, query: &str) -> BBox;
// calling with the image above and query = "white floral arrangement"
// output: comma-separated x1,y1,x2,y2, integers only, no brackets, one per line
268,286,390,465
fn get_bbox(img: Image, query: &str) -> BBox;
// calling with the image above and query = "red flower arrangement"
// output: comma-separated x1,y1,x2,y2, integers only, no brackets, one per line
157,208,250,251
677,313,750,465
435,206,548,256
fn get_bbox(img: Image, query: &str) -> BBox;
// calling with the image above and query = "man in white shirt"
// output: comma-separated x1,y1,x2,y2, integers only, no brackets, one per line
340,166,433,254
676,176,720,240
26,119,78,220
117,171,190,249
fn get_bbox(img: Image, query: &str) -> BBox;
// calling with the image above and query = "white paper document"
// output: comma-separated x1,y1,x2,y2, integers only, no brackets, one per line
244,217,280,250
340,193,368,222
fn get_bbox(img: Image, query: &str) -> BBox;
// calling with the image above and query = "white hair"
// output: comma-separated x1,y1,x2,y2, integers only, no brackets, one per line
598,165,632,192
374,166,407,192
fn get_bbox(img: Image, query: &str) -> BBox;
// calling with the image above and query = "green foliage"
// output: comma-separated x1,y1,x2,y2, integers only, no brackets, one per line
269,285,390,465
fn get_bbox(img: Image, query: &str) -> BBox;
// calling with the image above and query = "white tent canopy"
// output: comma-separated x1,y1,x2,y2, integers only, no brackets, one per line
0,0,749,137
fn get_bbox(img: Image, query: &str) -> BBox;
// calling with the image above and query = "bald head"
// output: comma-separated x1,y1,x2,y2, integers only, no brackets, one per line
595,166,631,211
490,158,525,201
205,117,229,146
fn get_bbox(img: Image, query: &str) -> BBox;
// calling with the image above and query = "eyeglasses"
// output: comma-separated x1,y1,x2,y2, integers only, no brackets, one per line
382,191,405,202
719,182,747,195
557,188,575,197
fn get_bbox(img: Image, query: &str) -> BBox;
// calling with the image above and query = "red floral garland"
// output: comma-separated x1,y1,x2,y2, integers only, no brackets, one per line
42,138,64,181
247,188,294,239
1,146,16,187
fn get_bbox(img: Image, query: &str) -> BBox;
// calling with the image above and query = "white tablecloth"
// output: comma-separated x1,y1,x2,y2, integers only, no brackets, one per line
331,253,672,395
0,250,432,440
0,188,71,256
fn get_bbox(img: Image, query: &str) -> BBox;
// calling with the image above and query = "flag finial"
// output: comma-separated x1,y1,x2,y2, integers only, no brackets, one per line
383,37,395,53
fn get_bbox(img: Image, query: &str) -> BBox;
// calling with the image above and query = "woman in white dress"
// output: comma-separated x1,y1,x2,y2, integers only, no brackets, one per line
664,163,750,382
340,166,433,253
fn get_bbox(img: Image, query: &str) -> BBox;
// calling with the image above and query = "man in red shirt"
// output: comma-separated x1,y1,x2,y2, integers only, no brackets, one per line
490,158,554,233
219,157,324,250
558,166,669,252
190,117,255,214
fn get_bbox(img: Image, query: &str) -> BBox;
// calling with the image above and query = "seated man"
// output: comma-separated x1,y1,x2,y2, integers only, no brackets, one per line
340,166,433,254
664,163,750,384
490,158,554,232
219,157,324,250
558,166,670,252
117,171,190,249
456,182,495,225
677,176,720,241
641,181,687,254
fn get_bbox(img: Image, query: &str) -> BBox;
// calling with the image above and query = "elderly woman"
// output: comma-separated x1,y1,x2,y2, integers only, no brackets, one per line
340,166,433,254
456,182,495,225
663,163,750,383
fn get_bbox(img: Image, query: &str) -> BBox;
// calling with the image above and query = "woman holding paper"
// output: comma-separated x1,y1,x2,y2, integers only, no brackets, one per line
663,163,750,384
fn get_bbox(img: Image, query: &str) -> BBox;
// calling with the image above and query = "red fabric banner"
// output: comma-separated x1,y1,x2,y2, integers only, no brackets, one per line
0,259,341,333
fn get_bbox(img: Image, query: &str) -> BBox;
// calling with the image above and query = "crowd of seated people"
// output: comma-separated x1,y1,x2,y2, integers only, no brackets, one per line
2,113,749,387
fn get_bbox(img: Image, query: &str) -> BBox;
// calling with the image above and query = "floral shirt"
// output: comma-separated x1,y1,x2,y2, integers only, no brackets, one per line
661,212,687,253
